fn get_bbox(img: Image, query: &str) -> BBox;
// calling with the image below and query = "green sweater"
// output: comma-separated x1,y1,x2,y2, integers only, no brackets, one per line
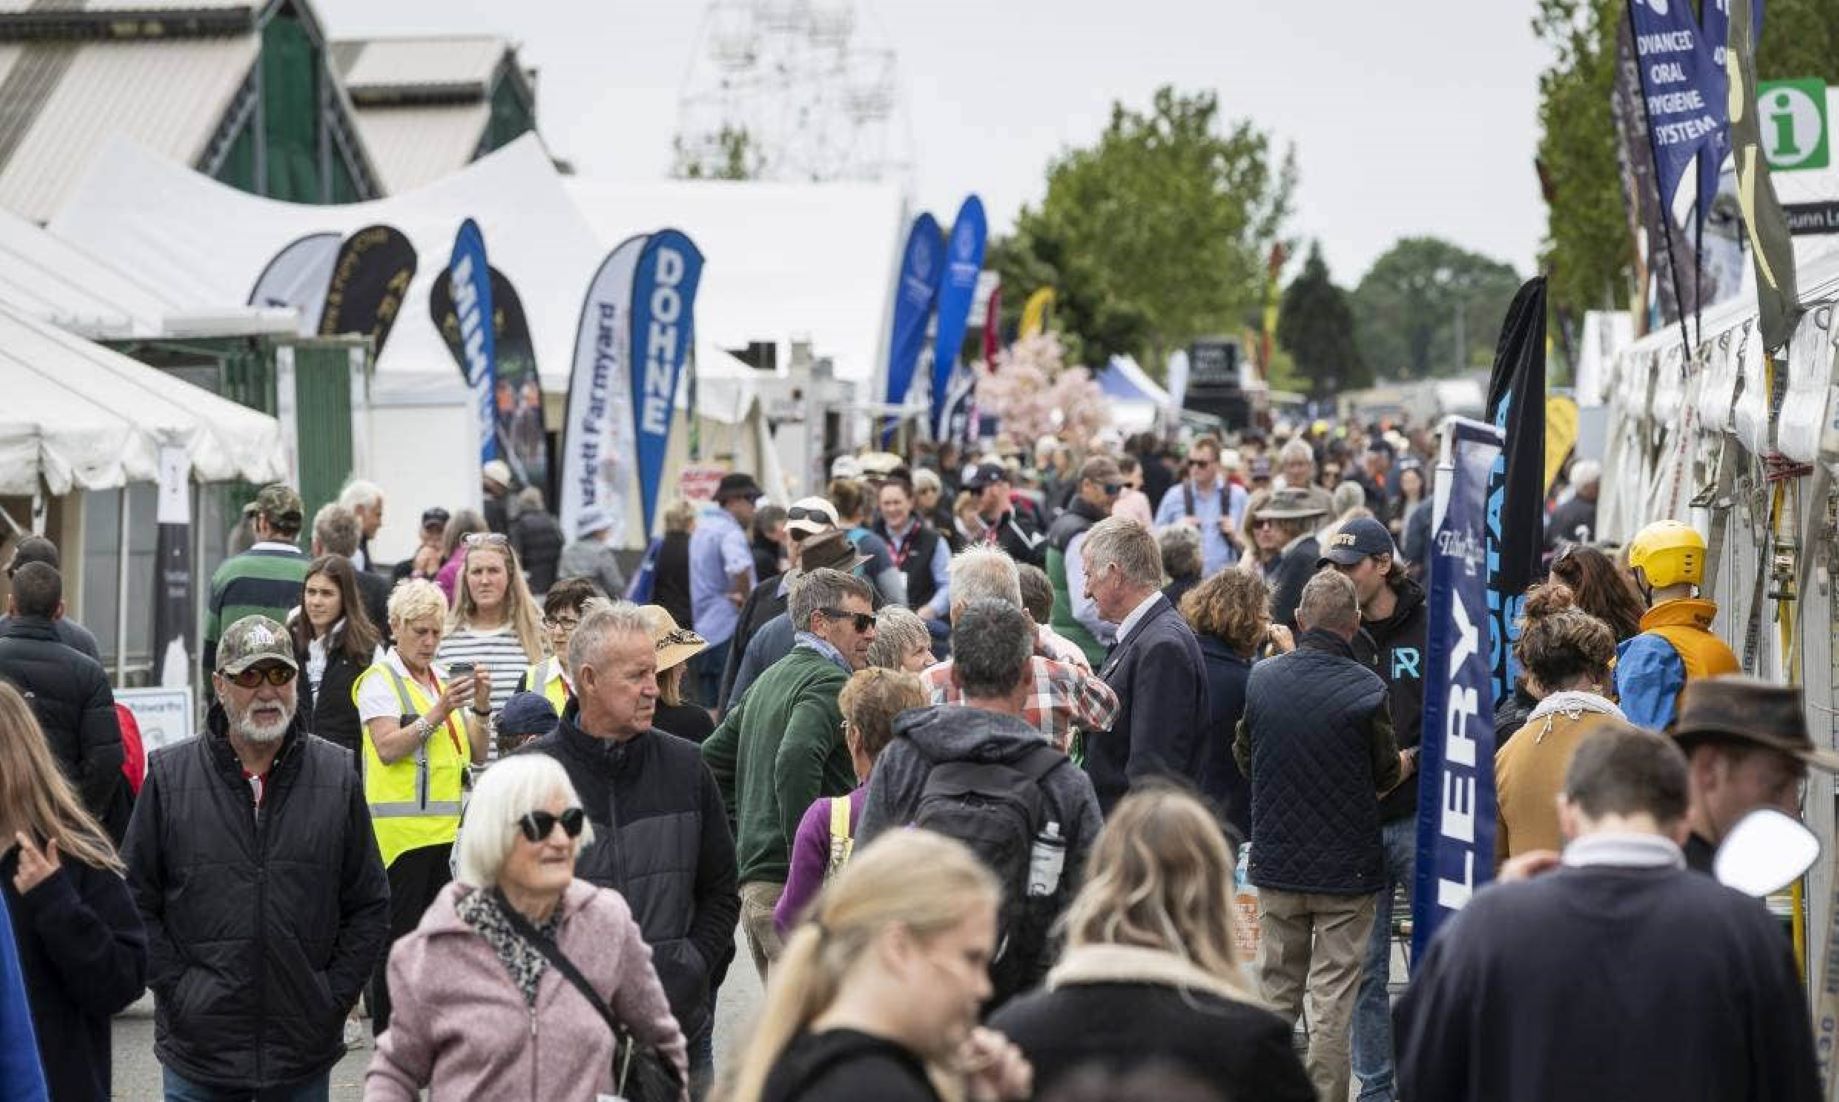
701,644,856,884
203,546,310,676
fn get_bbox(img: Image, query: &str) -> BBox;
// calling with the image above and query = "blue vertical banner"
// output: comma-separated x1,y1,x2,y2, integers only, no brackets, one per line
930,195,987,437
1627,0,1731,219
884,212,945,436
1413,417,1503,963
448,218,497,465
629,229,705,541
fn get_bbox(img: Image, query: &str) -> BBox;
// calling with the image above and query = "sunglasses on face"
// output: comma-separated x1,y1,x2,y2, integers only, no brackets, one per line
1188,458,1215,469
517,807,587,843
1100,482,1124,496
464,532,510,548
820,607,875,632
223,664,297,689
1252,519,1279,531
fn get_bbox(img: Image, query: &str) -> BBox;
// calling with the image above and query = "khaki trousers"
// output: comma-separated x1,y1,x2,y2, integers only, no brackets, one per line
740,880,786,981
1256,887,1379,1102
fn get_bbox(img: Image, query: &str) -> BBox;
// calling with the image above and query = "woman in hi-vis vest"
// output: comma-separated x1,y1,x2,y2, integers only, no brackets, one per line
351,579,491,1034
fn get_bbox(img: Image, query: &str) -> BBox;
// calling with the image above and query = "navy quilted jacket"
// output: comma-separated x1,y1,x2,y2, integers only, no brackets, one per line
1233,630,1400,895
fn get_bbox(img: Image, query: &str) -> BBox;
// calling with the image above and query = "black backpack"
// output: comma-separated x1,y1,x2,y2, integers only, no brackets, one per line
911,741,1066,998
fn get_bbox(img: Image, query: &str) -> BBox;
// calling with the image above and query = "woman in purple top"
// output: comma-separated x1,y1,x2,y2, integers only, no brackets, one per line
774,668,927,936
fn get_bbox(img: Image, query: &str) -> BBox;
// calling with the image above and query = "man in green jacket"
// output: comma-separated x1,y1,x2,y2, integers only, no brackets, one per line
701,566,877,979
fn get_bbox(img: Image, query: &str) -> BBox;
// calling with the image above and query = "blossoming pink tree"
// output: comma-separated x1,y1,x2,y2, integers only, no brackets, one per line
973,333,1110,445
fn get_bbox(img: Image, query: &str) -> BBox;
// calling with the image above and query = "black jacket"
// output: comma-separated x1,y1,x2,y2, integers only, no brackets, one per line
762,1029,939,1102
294,643,368,760
1397,862,1820,1102
0,617,128,840
989,945,1313,1102
509,509,566,593
0,614,99,662
1090,594,1209,815
354,571,392,648
873,518,946,612
122,709,389,1091
989,506,1047,568
1234,630,1399,895
1,847,146,1102
652,531,695,635
522,711,740,1041
1544,493,1598,552
719,574,790,711
1045,495,1105,556
1268,534,1321,630
1194,635,1253,842
1351,576,1428,823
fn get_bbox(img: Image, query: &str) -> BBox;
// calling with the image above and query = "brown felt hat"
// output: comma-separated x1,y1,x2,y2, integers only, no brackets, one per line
1670,676,1839,772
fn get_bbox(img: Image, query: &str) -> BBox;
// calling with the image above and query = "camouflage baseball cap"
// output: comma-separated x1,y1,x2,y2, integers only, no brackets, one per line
216,615,298,675
242,483,304,530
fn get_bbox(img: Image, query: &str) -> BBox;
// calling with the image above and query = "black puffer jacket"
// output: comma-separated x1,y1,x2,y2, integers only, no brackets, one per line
1234,630,1400,895
522,710,740,1041
295,637,368,760
122,708,389,1091
1351,576,1429,823
0,616,128,839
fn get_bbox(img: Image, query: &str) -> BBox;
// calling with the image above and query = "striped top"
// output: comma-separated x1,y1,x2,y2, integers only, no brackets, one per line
435,624,538,759
205,544,310,675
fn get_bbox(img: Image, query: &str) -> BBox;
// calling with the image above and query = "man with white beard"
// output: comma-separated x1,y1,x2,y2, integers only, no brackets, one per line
124,615,388,1100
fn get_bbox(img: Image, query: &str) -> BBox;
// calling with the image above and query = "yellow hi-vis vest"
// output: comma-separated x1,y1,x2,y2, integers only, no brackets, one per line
526,657,569,714
352,659,470,868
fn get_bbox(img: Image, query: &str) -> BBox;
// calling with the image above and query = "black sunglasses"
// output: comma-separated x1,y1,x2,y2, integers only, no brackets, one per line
517,807,587,843
224,664,297,689
787,506,833,524
820,607,875,632
1100,482,1124,496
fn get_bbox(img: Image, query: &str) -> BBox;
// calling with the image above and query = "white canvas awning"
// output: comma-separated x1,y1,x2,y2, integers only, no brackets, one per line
0,301,288,495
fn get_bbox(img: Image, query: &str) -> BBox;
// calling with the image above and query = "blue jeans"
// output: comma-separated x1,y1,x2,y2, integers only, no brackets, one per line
1351,816,1416,1101
691,638,731,710
163,1067,329,1102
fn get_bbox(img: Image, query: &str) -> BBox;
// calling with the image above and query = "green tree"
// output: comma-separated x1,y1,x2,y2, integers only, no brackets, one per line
1277,244,1365,400
1352,237,1523,380
1533,0,1839,321
671,126,761,180
991,86,1295,371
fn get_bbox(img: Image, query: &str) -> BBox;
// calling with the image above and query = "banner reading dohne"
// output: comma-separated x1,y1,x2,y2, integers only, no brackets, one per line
247,231,341,335
433,267,545,493
930,196,987,437
884,213,944,419
1483,278,1547,704
629,230,705,542
1412,416,1503,963
318,224,418,356
559,235,650,547
448,219,497,466
150,446,192,690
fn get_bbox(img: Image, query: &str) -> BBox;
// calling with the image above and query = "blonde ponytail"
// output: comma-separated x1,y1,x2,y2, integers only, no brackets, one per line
718,830,999,1102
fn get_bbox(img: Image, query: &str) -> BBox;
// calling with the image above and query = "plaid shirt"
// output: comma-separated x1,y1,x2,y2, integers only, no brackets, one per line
920,650,1119,752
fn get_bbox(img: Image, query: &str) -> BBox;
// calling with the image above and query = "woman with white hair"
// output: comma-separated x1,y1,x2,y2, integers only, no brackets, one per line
366,754,688,1101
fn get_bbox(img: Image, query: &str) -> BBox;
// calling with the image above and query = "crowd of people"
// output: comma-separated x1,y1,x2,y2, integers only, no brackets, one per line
0,412,1824,1102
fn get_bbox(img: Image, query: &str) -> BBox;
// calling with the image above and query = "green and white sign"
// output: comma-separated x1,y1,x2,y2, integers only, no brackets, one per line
1758,79,1829,172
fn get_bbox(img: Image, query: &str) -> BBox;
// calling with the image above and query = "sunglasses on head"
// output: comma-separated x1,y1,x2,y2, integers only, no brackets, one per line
517,807,587,843
464,532,511,548
787,506,832,524
820,607,875,632
224,664,297,689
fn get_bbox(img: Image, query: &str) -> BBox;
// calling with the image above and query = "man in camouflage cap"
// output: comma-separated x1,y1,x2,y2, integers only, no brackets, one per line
124,613,388,1096
203,483,311,681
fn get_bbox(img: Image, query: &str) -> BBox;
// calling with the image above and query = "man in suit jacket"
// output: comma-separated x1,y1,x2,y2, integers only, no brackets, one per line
1081,516,1208,814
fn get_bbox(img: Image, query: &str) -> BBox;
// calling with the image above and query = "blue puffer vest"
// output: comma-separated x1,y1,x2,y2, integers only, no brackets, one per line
1242,631,1389,895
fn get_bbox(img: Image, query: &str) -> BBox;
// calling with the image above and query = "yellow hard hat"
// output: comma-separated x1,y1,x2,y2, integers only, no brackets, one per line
1628,519,1705,590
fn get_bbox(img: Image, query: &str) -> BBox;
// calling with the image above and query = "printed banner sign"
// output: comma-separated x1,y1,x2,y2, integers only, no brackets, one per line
559,234,649,547
150,446,192,689
117,687,195,755
930,195,987,437
885,213,944,415
318,224,418,355
447,218,497,466
247,231,341,335
433,266,545,492
680,464,728,503
1627,0,1731,217
1412,417,1504,962
629,230,705,540
1484,278,1548,703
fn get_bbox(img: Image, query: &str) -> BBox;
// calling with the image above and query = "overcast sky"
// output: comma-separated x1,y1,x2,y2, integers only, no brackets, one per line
317,0,1550,284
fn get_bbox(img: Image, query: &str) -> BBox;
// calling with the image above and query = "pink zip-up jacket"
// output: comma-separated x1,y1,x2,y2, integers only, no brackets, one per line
365,879,688,1101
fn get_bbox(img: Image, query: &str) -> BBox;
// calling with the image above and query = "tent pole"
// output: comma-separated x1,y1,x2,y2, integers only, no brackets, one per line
114,488,131,684
191,482,206,704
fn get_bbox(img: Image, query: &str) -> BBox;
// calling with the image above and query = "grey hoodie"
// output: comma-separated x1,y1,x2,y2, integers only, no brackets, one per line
858,703,1104,1002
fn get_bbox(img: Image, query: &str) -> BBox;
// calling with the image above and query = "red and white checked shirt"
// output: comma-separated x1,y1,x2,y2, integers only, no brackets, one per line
919,651,1119,752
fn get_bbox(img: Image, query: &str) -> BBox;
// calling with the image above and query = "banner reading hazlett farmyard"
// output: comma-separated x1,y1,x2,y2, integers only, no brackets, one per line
559,235,649,547
1413,416,1503,962
628,229,704,542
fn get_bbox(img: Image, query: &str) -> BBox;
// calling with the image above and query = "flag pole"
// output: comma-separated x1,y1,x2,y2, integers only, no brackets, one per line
1624,0,1695,366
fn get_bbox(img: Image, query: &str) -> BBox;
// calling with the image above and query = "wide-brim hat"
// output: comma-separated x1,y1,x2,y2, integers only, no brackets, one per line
640,605,709,673
1671,676,1839,771
1253,487,1327,521
797,529,871,574
715,472,764,502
